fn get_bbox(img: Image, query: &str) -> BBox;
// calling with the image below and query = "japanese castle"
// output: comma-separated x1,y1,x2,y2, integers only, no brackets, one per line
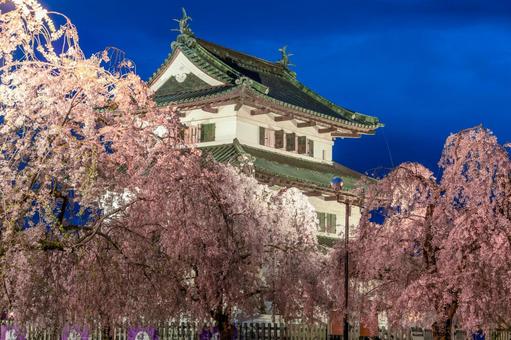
148,10,383,245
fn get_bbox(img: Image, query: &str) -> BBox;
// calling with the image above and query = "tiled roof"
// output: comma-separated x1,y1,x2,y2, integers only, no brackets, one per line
155,85,235,106
149,33,382,130
200,140,365,190
197,39,374,126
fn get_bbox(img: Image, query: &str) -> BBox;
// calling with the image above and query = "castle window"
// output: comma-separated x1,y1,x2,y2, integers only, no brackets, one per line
259,127,275,147
265,129,275,147
318,212,336,234
285,133,296,151
200,123,216,143
258,127,314,158
307,139,314,157
317,212,326,232
274,130,284,149
326,213,337,234
184,125,201,144
297,136,307,154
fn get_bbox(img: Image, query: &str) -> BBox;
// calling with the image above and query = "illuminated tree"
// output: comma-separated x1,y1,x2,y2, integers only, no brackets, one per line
349,127,511,340
0,2,328,336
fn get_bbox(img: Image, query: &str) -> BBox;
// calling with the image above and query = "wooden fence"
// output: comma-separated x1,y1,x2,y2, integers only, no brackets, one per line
5,322,511,340
6,322,330,340
379,327,511,340
115,322,330,340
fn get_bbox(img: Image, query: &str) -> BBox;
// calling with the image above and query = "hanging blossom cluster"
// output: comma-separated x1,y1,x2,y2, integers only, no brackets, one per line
0,0,328,332
0,0,179,240
345,126,511,336
5,155,328,329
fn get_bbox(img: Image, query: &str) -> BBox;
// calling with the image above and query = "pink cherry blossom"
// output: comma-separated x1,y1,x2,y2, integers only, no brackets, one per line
0,2,328,338
339,127,511,340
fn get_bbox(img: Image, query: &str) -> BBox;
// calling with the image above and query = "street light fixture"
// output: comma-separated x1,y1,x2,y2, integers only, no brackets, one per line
330,176,350,340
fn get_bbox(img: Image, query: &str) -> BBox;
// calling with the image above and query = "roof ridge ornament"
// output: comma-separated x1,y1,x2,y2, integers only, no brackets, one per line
172,8,193,36
278,46,294,67
277,46,297,77
235,76,254,86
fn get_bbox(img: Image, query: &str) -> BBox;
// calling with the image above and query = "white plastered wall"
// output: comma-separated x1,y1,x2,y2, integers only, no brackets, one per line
235,105,334,164
180,104,238,147
181,103,335,163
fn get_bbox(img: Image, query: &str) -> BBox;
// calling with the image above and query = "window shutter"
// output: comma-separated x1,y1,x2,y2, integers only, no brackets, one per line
327,214,337,234
178,126,185,141
185,126,200,144
265,129,275,147
285,133,296,151
210,124,215,141
183,127,189,144
307,139,314,157
259,126,266,146
297,136,307,154
200,123,215,142
193,126,200,143
317,212,326,232
200,125,205,142
274,130,284,148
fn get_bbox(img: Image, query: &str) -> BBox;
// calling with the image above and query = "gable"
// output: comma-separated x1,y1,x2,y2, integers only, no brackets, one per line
155,72,213,97
149,50,225,93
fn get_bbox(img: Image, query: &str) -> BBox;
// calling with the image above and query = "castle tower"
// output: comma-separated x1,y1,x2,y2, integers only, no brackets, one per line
149,11,383,245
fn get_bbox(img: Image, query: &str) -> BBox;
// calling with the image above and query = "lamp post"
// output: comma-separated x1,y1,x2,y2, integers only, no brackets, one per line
330,176,349,340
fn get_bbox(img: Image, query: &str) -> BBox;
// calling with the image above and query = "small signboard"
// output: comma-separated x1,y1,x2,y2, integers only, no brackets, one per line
411,327,425,340
360,313,379,337
61,326,89,340
127,327,159,340
329,311,344,336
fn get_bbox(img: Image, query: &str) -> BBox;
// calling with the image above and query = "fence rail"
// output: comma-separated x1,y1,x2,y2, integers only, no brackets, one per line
3,322,328,340
3,322,511,340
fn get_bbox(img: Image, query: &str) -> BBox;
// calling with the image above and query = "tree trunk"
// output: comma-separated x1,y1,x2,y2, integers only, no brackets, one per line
214,312,234,340
432,319,454,340
432,298,458,340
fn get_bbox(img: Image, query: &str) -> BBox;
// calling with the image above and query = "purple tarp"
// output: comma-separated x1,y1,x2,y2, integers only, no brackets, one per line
0,325,25,340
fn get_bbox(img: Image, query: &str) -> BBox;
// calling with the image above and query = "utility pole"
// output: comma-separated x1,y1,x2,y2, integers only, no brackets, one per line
331,176,350,340
344,201,350,340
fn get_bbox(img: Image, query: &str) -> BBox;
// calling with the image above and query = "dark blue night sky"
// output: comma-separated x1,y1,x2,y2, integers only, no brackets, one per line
41,0,511,175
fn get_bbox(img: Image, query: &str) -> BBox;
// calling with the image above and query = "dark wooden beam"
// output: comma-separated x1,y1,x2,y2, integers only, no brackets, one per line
202,105,218,114
274,115,293,122
323,195,338,201
323,194,357,203
318,126,337,134
297,121,316,128
331,132,361,138
303,191,322,197
250,108,270,115
234,102,243,111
